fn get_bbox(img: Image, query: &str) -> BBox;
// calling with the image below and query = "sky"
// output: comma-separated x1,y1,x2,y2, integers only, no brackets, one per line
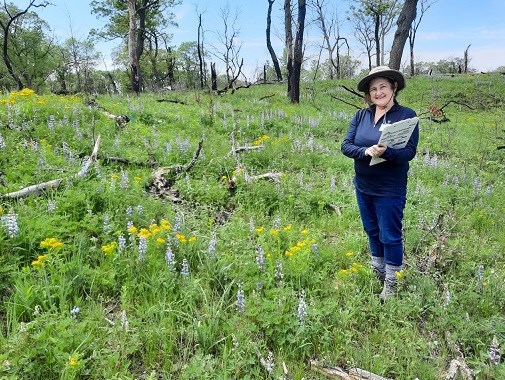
35,0,505,79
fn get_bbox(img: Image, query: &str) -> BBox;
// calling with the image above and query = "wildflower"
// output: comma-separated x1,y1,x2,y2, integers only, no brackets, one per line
330,176,336,192
120,168,129,189
68,354,78,368
283,224,292,232
256,245,265,272
249,217,255,233
351,262,363,273
40,237,64,249
156,237,166,245
47,200,57,212
121,310,128,331
1,210,19,238
488,336,501,365
127,225,138,235
103,214,111,233
0,133,5,149
175,233,187,244
118,234,126,253
160,219,171,230
101,242,117,256
274,261,284,286
254,226,264,234
297,290,308,323
138,228,152,239
188,236,197,243
138,236,147,261
346,251,354,257
32,255,47,268
260,351,275,375
310,243,319,254
208,232,217,257
236,283,245,313
165,244,176,271
395,270,404,280
270,228,280,236
181,258,189,278
338,269,350,276
301,228,309,235
70,306,80,319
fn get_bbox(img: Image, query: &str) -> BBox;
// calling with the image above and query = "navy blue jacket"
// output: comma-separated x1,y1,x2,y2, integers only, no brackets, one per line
341,102,419,196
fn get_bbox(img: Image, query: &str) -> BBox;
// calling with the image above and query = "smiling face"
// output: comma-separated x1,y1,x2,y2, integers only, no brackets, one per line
368,77,396,109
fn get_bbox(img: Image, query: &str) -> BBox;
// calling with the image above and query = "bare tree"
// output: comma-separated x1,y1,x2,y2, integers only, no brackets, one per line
348,9,375,70
408,0,437,76
211,3,244,88
0,0,50,90
389,0,418,70
197,13,205,89
266,0,282,81
311,0,349,79
463,44,471,73
290,0,306,103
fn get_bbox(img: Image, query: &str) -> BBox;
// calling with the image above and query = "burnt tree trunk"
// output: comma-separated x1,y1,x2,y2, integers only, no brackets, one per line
284,0,293,96
198,14,205,89
211,62,217,91
389,0,418,70
267,0,283,81
289,0,306,104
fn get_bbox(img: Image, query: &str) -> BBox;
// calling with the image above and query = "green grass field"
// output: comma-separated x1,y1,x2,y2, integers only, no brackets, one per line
0,75,504,379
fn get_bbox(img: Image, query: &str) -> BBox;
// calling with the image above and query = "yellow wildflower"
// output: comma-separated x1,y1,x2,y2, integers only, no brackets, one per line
40,237,64,249
283,224,292,231
188,236,197,243
395,270,404,280
32,255,47,268
175,233,187,244
160,219,171,230
338,269,350,276
128,225,138,235
156,237,166,245
101,242,117,256
270,229,280,236
255,226,265,234
346,251,354,257
68,354,78,368
301,229,309,235
138,228,152,239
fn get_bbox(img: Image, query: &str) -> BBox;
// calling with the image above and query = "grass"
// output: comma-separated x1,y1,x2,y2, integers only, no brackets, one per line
0,75,504,379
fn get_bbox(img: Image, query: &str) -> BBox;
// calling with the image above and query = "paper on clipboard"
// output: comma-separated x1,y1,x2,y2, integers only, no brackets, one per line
370,116,419,165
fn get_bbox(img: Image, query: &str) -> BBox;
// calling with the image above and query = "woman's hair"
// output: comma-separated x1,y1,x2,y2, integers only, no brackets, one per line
363,77,398,105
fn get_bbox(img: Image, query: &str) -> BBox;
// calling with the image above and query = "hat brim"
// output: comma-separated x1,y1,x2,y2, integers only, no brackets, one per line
357,70,405,92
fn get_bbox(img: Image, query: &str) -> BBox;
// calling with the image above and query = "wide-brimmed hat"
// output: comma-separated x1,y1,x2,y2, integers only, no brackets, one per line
357,66,405,92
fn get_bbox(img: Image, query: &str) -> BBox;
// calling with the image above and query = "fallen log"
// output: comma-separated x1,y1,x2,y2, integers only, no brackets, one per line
310,360,392,380
87,99,130,127
2,136,101,199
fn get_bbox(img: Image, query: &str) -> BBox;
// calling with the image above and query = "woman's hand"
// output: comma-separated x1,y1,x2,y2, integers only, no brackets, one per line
365,144,387,157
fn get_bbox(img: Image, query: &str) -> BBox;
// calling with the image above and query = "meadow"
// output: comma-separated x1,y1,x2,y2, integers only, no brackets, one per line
0,74,504,379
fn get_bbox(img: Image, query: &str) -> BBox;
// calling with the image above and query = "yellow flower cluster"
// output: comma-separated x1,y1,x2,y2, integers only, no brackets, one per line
0,88,37,105
175,233,197,244
68,354,78,368
338,262,365,276
40,237,64,249
285,237,316,257
253,134,270,146
101,242,117,256
32,255,47,268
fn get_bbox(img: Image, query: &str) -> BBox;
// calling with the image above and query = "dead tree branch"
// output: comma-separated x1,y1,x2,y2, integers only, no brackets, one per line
2,136,101,199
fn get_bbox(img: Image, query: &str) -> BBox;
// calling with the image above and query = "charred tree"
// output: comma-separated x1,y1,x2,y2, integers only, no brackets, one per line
389,0,418,70
266,0,283,81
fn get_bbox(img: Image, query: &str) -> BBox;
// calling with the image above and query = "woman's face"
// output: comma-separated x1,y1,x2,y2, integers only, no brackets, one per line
368,77,395,108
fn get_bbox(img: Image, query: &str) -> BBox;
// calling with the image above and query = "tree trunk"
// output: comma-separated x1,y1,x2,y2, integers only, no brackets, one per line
290,0,306,104
211,62,217,91
374,12,380,67
198,14,205,89
389,0,418,70
463,44,471,73
266,0,283,81
284,0,293,96
128,0,140,94
409,31,415,76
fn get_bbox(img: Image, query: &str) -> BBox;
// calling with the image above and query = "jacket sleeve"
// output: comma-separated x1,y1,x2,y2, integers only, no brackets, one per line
341,112,367,160
381,121,419,162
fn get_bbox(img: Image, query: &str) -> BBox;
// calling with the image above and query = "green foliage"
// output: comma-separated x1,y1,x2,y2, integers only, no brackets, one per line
1,75,505,378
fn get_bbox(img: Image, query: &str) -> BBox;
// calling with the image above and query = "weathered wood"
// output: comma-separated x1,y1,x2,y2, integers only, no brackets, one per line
2,136,101,199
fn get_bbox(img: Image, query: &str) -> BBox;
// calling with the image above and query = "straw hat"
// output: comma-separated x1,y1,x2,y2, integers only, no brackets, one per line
357,66,405,92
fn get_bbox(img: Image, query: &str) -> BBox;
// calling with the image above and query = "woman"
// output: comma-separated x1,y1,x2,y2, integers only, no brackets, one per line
341,66,419,301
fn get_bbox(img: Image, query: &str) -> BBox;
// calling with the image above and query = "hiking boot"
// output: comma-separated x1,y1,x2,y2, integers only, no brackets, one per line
372,266,386,285
379,278,397,301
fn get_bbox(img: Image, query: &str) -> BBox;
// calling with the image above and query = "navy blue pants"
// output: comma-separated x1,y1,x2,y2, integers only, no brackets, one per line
355,189,406,266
